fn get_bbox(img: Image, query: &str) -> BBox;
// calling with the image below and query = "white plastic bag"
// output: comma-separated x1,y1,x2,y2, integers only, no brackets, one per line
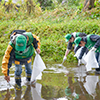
31,83,45,100
84,75,99,97
74,47,86,64
84,50,99,71
31,53,46,82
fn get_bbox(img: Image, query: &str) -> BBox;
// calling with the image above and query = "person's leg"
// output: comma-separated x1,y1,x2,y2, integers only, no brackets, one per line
85,48,89,54
95,52,100,72
25,61,36,86
15,64,22,89
25,61,32,82
95,52,99,62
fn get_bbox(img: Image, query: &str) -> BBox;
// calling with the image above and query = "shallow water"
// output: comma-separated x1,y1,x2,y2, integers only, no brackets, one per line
0,56,100,100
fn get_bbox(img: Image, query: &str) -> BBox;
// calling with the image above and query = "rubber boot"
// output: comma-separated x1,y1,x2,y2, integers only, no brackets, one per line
15,77,21,91
26,74,31,81
26,74,36,87
25,74,31,85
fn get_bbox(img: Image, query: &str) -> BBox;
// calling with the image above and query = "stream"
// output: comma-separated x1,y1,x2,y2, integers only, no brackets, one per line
0,56,100,100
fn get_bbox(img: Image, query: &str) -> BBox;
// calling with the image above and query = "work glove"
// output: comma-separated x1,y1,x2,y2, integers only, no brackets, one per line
78,59,82,66
91,47,96,51
63,56,67,62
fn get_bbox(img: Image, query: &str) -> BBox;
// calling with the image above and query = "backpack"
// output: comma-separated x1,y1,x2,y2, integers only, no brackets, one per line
10,30,26,44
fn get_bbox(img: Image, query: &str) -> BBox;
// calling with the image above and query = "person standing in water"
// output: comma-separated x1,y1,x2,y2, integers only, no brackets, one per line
2,30,41,90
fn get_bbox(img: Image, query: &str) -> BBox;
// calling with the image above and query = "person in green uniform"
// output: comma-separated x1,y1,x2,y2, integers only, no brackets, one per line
74,34,100,74
63,32,87,62
2,30,41,90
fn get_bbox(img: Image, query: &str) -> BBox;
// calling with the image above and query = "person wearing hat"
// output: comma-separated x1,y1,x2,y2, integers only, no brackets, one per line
2,30,40,90
74,34,100,74
65,76,80,100
63,32,87,62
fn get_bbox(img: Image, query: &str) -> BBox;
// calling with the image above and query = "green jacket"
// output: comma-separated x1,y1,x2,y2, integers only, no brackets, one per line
2,32,40,76
9,32,34,59
85,34,100,52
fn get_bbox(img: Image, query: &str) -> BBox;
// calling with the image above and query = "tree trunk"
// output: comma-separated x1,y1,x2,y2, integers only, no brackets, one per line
83,0,95,11
89,0,95,9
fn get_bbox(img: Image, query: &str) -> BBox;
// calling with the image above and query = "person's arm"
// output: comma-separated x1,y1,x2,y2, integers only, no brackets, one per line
67,42,73,50
78,32,87,37
63,42,72,61
78,46,87,59
78,46,87,66
90,35,100,48
74,46,81,54
2,44,13,82
32,34,41,54
65,49,70,56
65,42,73,56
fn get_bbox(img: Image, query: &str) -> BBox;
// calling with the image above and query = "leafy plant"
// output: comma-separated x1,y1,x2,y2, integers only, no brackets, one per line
0,0,100,63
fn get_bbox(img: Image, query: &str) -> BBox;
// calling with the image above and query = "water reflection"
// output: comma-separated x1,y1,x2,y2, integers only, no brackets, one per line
15,89,22,100
0,61,100,100
65,65,100,100
84,75,99,99
31,83,44,100
65,76,93,100
95,79,100,100
3,89,11,100
22,85,32,100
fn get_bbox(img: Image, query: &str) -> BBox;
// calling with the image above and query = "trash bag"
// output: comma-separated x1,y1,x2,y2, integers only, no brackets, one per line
31,83,44,100
74,47,86,64
84,50,99,71
84,75,99,97
31,52,46,82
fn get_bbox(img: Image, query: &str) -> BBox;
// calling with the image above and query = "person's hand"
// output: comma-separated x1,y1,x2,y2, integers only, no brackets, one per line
91,47,96,51
36,48,41,54
63,56,67,62
4,76,10,82
78,59,82,66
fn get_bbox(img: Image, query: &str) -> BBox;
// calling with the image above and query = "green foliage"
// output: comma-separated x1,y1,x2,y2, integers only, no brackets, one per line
57,0,62,4
67,0,81,6
40,73,67,98
0,0,42,15
77,3,84,10
37,0,54,10
0,0,100,63
40,73,68,88
94,0,100,7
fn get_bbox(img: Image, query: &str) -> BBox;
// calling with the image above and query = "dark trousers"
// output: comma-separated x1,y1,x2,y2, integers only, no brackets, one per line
95,52,100,71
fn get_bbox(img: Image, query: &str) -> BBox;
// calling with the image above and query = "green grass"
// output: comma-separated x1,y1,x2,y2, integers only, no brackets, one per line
0,1,100,63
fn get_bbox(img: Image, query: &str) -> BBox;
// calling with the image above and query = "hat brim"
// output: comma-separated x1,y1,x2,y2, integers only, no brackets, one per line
76,44,79,47
66,39,69,42
15,44,26,51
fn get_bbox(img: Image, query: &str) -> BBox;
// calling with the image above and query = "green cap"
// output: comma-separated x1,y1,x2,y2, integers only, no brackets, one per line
74,37,82,46
65,34,72,42
15,35,27,51
74,94,79,100
65,86,72,96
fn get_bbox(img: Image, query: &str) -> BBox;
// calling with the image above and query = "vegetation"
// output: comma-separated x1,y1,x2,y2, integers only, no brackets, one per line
0,0,100,63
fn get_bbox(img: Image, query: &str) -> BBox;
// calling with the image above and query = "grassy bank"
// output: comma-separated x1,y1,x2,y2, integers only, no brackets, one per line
0,1,100,63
